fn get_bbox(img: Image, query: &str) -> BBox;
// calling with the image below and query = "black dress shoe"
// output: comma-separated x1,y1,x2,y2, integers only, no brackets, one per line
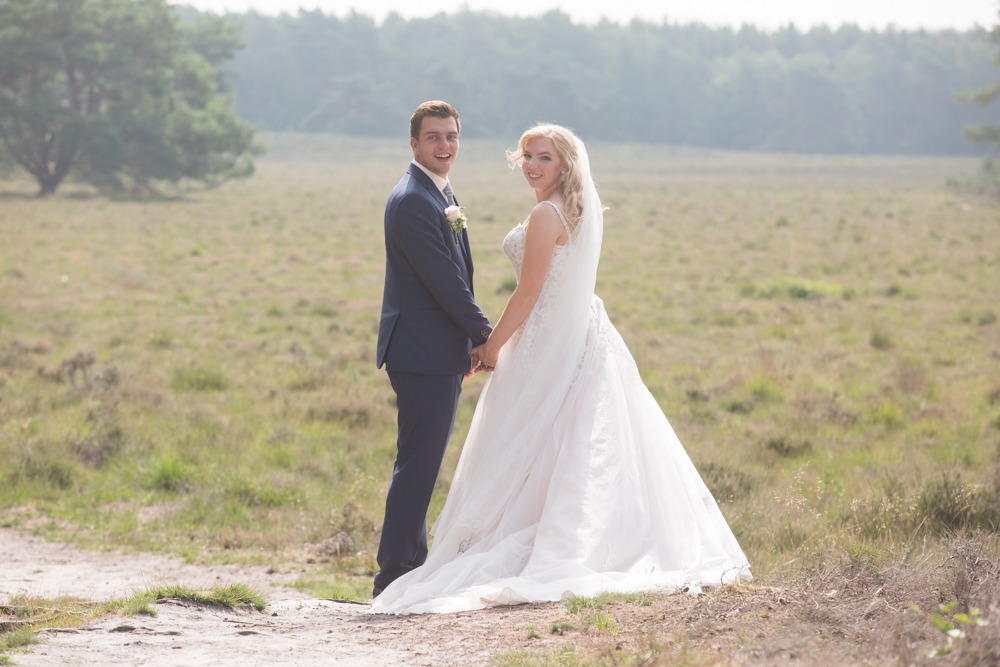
372,586,383,599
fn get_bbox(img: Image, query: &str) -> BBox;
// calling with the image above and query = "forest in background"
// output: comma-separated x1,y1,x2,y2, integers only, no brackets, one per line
179,7,1000,155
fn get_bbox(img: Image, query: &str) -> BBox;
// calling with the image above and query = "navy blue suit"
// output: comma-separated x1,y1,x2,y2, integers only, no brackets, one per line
374,163,490,592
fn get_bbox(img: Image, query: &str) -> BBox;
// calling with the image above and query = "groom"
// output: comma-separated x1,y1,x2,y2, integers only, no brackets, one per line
374,100,491,597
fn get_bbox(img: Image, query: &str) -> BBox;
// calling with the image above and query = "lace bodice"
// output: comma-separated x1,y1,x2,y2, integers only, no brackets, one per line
501,201,576,354
502,201,573,280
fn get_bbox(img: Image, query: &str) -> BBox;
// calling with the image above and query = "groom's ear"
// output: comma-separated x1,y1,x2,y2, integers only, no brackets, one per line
409,136,418,155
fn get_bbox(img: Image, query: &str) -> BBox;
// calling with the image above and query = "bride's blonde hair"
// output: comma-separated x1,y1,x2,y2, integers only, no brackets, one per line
507,123,584,229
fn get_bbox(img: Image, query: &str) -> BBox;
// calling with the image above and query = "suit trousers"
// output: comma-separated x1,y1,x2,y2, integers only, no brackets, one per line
374,370,463,591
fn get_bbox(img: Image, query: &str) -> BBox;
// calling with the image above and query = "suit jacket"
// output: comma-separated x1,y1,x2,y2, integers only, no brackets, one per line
376,164,490,374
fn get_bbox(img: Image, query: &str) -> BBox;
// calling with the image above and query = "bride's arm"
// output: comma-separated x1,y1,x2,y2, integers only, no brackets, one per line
480,204,565,367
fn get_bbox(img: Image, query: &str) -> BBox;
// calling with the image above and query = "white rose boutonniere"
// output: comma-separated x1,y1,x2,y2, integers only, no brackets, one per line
445,205,468,241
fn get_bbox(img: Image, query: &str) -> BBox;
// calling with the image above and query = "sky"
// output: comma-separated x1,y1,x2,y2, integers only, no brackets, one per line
178,0,998,31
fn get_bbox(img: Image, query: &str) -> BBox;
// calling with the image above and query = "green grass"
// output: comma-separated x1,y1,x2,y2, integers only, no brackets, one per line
0,629,38,665
1,134,998,606
170,366,229,392
137,583,267,612
562,592,654,614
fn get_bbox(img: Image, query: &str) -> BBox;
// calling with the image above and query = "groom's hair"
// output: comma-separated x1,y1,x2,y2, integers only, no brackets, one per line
410,101,461,139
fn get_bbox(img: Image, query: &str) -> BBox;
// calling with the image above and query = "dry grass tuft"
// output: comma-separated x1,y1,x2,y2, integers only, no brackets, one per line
496,536,1000,665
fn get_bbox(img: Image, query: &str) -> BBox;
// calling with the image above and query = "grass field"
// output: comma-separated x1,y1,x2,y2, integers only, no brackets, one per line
2,134,999,661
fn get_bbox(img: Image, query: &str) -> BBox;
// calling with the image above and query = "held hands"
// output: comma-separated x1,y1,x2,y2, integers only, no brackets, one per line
465,346,484,377
468,342,499,376
468,345,491,376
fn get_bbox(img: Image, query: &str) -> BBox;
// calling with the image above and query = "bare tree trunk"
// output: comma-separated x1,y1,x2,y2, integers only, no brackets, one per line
33,138,79,196
37,174,59,197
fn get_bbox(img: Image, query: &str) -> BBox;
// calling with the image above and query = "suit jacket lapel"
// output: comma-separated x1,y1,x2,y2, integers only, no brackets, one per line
451,192,475,289
460,228,474,293
409,164,473,288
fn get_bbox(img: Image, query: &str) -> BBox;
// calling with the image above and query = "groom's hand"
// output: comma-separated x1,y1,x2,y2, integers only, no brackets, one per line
466,346,482,378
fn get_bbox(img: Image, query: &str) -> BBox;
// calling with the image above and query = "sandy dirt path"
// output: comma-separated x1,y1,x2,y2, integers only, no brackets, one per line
7,527,936,666
0,528,590,666
0,528,310,602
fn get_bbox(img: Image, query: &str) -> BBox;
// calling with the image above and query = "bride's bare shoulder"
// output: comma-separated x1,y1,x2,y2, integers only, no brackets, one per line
527,200,557,218
522,202,566,246
527,200,563,226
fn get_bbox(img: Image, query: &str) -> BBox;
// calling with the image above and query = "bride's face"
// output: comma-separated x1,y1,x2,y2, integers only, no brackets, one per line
520,136,564,193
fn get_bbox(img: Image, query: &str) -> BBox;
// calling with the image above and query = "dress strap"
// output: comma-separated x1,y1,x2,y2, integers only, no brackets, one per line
540,200,572,238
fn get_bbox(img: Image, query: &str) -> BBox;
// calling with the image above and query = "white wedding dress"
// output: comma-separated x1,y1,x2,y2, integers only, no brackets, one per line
371,139,750,615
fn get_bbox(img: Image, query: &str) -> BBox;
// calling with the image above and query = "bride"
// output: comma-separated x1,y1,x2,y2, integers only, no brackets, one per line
370,124,751,615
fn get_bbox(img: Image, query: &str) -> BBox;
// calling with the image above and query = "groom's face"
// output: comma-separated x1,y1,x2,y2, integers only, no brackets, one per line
411,116,460,178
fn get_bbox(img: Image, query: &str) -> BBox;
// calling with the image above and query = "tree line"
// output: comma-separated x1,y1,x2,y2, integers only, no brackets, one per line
219,8,1000,155
4,2,1000,196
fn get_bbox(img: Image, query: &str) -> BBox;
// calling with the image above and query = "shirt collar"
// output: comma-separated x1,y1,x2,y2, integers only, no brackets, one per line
411,160,451,201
